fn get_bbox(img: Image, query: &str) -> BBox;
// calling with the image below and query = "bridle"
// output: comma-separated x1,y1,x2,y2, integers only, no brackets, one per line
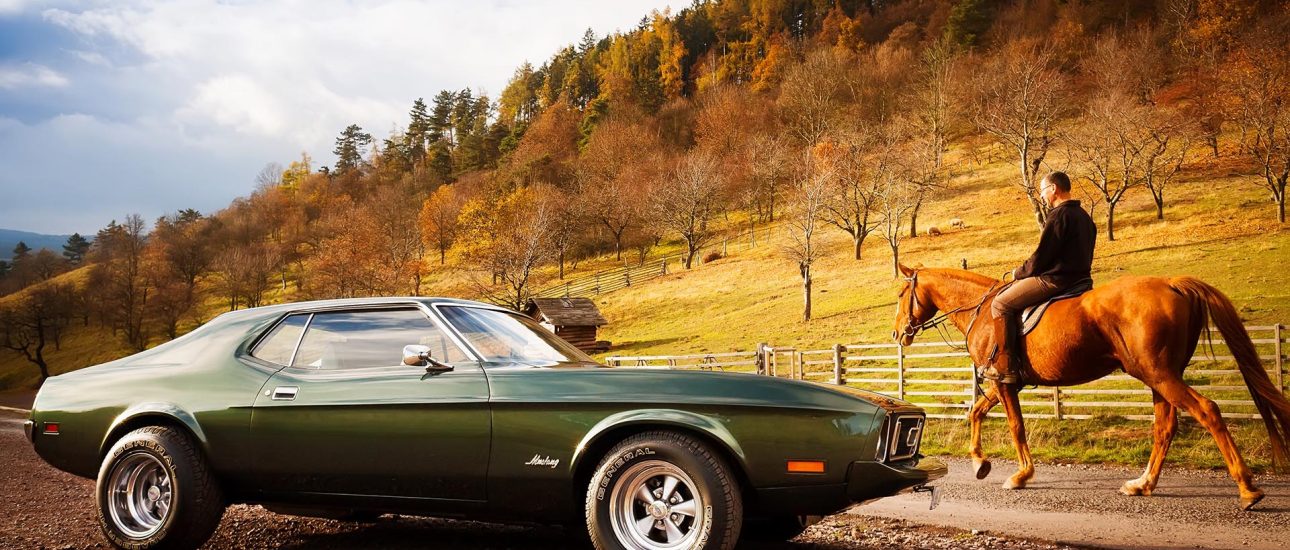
894,270,1005,350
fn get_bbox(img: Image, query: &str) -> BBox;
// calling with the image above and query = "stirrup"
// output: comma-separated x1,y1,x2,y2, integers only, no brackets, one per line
977,363,1020,385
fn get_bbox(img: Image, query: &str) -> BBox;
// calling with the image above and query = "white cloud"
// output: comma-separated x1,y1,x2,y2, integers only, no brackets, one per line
0,63,69,89
5,0,686,233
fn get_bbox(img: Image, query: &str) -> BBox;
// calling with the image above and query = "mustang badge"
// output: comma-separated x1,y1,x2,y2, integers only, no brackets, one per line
524,454,560,468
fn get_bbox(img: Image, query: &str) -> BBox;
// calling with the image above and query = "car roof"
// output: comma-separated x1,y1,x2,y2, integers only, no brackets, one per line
214,296,512,322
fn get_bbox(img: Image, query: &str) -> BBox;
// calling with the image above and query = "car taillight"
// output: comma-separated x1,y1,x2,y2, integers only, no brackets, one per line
43,422,60,435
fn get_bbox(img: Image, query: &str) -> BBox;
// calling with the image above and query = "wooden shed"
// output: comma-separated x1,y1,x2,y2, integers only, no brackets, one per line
524,297,610,353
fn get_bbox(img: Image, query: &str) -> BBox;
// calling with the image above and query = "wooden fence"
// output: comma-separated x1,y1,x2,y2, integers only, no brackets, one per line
605,324,1288,421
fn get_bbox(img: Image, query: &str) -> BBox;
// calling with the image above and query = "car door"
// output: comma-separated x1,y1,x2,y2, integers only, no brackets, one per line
248,305,490,503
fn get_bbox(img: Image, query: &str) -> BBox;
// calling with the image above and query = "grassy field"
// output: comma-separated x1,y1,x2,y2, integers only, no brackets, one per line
2,142,1288,472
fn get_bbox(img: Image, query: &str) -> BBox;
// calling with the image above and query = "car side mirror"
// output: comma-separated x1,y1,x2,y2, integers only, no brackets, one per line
402,344,454,373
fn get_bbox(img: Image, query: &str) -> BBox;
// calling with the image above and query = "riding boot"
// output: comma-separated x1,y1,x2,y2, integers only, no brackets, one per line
981,314,1023,385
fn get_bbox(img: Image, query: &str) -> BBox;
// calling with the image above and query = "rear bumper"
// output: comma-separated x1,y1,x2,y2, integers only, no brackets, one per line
24,420,34,442
846,455,947,502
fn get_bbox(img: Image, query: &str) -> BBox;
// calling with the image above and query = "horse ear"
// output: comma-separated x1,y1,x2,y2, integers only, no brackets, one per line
897,263,914,277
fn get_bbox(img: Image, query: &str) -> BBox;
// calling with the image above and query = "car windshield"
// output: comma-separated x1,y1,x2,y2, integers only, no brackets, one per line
439,305,595,364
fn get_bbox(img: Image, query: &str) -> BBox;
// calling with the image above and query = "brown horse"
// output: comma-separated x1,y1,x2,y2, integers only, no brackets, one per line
890,264,1290,510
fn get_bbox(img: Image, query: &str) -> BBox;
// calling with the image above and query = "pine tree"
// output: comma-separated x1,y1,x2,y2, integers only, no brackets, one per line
332,124,373,176
12,241,31,262
62,233,90,265
407,98,431,162
429,90,455,143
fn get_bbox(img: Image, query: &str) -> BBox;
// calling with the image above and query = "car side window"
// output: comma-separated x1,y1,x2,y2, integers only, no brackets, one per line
251,314,310,366
292,309,470,369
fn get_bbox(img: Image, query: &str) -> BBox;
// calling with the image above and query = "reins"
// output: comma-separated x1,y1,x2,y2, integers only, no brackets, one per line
900,270,1009,352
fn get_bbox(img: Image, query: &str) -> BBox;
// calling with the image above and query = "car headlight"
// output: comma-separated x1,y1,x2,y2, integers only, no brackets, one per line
875,413,924,462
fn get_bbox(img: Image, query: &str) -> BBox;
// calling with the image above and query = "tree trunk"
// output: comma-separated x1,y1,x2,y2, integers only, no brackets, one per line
890,243,900,278
908,200,921,239
801,264,812,322
1106,202,1117,241
559,250,565,279
1154,195,1164,220
1208,135,1219,158
853,231,866,260
439,246,446,265
1279,192,1286,224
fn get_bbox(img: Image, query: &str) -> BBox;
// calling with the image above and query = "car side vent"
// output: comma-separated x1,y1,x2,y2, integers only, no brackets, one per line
878,413,924,462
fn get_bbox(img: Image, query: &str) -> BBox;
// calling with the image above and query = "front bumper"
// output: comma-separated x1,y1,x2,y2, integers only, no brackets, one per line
846,455,947,503
750,456,948,516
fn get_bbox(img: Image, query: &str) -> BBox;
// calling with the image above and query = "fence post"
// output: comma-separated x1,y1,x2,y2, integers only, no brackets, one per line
1276,324,1285,393
594,273,600,295
723,238,728,256
897,343,906,400
625,270,631,287
755,343,767,375
661,258,668,275
833,344,845,385
795,351,803,380
1053,387,1063,420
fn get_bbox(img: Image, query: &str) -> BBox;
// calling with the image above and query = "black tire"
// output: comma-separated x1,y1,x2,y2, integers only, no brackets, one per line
739,515,818,543
95,426,225,550
585,431,742,550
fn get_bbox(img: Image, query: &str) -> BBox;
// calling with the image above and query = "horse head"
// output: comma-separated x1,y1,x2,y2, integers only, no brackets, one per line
891,263,940,346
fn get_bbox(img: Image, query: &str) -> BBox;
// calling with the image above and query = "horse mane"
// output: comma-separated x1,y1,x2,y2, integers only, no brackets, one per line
921,267,999,290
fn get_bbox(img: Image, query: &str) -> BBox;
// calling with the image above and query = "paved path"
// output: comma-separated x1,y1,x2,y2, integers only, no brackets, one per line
855,457,1290,550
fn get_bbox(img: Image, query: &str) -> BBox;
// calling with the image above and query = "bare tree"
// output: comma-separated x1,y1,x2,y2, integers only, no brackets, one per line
779,48,851,146
877,157,920,278
1226,23,1290,223
1068,94,1145,241
1141,110,1193,220
0,281,76,385
965,39,1070,228
464,186,556,311
90,215,150,350
653,151,725,269
783,159,831,322
746,134,791,225
819,132,884,260
576,117,663,260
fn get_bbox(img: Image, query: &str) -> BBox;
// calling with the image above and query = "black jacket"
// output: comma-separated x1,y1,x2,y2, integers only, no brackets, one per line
1015,200,1096,286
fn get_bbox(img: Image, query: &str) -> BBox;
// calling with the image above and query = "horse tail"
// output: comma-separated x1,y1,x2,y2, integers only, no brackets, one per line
1171,277,1290,470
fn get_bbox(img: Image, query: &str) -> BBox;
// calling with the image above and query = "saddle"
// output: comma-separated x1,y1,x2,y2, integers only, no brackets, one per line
1019,277,1094,336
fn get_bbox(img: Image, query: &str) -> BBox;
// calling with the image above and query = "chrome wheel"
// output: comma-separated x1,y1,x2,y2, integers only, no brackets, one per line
106,452,172,539
610,460,706,549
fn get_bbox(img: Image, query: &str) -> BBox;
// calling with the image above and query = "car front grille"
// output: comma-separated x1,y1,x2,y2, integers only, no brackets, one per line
875,413,924,462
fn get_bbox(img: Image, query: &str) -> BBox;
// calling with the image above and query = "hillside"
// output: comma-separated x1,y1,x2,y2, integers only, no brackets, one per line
592,147,1290,359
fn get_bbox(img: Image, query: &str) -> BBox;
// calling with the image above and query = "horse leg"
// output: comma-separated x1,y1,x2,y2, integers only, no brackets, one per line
997,383,1035,489
1149,378,1263,509
968,382,1001,480
1121,391,1176,496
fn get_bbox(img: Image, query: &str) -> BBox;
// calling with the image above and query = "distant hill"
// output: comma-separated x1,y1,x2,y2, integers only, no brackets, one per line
0,229,73,259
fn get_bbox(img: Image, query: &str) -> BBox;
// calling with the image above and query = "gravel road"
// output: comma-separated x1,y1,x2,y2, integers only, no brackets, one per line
4,402,1290,549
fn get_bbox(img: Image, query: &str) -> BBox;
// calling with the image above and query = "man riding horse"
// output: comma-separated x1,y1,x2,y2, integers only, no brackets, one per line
983,171,1096,384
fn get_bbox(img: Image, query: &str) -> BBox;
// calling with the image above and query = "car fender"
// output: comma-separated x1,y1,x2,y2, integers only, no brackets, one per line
570,408,747,475
100,402,208,458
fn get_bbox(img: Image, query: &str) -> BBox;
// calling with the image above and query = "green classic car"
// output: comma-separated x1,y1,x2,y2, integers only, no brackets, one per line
25,297,945,550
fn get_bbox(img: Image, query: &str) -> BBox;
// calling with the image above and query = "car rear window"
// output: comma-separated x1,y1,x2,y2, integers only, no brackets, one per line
251,314,310,366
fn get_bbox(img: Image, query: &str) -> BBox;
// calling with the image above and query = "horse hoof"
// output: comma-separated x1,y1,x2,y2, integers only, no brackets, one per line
1119,483,1147,497
1002,479,1026,490
974,460,992,480
1241,492,1265,511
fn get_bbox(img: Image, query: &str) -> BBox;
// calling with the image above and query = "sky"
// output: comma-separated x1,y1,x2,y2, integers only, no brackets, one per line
0,0,686,235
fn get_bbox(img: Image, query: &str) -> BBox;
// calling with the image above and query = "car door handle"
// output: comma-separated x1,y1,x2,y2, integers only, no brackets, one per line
271,386,298,401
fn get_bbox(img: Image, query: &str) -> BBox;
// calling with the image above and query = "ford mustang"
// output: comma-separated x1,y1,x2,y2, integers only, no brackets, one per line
25,297,945,550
